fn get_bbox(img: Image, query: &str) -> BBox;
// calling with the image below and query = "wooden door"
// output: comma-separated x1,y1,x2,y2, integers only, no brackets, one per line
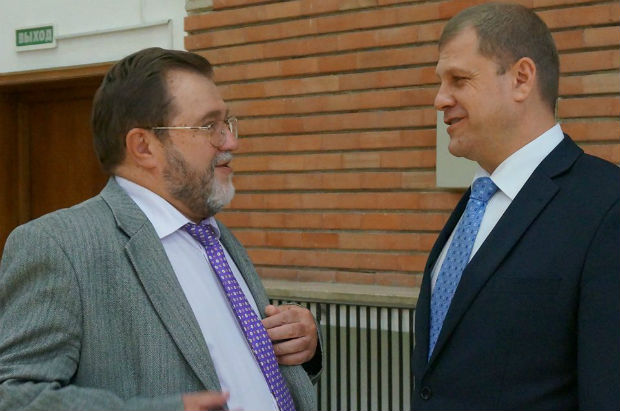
22,84,107,219
0,76,108,250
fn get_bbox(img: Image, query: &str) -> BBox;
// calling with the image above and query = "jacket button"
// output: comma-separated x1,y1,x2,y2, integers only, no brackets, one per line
420,386,432,400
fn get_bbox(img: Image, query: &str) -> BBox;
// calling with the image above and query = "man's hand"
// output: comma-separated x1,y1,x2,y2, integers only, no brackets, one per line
182,391,229,411
262,304,318,365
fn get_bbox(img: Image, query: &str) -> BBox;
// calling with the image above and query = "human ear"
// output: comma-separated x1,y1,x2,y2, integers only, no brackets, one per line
125,128,160,169
511,57,536,103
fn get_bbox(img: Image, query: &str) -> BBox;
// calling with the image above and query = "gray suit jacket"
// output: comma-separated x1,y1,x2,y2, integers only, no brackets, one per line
0,178,318,411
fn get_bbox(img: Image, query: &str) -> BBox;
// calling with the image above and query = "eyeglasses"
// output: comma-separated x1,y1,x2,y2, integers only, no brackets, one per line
151,117,238,148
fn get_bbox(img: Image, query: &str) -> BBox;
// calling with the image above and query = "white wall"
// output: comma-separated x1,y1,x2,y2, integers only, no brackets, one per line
436,111,477,188
0,0,187,73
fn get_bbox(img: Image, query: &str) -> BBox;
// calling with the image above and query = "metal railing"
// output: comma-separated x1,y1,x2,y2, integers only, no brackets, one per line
270,299,414,411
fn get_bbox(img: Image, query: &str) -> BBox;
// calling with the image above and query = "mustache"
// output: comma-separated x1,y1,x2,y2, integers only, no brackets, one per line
213,152,233,167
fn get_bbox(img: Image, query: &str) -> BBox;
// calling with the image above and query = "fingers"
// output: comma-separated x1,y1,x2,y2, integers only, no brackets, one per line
264,304,279,317
272,334,311,356
262,304,311,331
261,304,318,365
276,351,314,366
262,305,316,343
182,391,229,411
272,335,316,364
261,305,295,330
266,318,308,341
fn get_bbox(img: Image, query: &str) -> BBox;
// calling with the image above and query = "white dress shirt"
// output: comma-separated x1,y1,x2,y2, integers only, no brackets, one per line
431,124,565,290
116,177,278,411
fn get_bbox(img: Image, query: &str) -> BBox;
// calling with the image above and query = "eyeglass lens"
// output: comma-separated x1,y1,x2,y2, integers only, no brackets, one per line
212,118,237,147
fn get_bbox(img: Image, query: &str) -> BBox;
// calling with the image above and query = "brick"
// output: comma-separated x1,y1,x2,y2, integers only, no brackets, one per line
233,149,434,172
247,248,428,272
193,22,444,65
337,66,438,91
533,0,599,7
188,0,439,32
236,130,436,154
217,211,450,231
582,144,620,165
438,0,489,19
255,266,298,281
219,67,437,100
232,229,266,245
402,172,437,189
557,96,620,118
209,56,280,83
553,27,620,52
185,1,302,31
583,26,620,49
238,230,340,248
333,271,377,285
374,272,418,287
559,73,620,96
213,45,438,83
233,171,435,191
188,2,438,50
316,3,439,33
560,120,620,141
228,192,462,211
229,87,436,117
239,108,437,136
185,0,619,288
560,50,620,74
338,232,436,251
539,3,620,30
378,150,436,168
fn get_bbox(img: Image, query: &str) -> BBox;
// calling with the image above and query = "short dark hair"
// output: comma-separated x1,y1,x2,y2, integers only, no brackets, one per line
439,2,559,113
92,47,213,174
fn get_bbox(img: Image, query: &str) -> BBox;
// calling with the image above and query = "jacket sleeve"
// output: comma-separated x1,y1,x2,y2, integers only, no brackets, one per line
577,199,620,410
0,224,184,411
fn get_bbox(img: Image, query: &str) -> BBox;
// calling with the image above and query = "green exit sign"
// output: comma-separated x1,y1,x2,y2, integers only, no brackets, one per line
16,25,56,51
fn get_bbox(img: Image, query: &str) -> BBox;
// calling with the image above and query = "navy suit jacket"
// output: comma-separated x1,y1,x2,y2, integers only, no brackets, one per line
412,136,620,410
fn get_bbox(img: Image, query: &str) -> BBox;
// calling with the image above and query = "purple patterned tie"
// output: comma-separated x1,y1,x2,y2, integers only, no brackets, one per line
183,222,296,411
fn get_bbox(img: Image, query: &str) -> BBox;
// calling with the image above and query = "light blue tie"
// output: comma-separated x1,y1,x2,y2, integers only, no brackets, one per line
428,177,498,359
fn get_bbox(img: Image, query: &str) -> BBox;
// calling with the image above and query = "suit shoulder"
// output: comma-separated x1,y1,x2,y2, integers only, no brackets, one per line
579,152,620,177
574,153,620,197
8,194,114,245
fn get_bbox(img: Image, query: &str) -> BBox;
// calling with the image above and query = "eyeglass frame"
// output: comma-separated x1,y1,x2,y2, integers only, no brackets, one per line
150,116,238,148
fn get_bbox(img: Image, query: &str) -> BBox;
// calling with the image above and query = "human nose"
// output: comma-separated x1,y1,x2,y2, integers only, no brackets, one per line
434,82,454,112
218,122,239,152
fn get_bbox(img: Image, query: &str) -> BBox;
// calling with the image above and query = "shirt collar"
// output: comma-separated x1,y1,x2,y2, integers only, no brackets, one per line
472,123,564,200
115,176,220,240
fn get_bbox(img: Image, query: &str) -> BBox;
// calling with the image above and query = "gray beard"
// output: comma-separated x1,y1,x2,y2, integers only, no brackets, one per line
163,145,235,219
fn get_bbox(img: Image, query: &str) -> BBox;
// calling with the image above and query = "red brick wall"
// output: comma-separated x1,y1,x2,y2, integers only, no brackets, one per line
184,0,620,288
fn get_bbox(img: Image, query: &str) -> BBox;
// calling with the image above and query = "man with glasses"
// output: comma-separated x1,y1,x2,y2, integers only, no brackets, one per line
0,48,320,411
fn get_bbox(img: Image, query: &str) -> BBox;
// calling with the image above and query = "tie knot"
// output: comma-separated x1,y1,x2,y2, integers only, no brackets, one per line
183,222,218,248
470,177,498,203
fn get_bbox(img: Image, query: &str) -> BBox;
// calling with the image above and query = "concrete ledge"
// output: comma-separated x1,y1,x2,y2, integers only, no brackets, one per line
186,0,213,13
263,279,418,308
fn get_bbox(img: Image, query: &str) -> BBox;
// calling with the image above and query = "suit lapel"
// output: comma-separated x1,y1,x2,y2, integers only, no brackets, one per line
217,221,270,314
425,136,582,366
101,178,221,391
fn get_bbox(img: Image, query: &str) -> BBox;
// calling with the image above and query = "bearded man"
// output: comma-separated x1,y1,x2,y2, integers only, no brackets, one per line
0,47,321,411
